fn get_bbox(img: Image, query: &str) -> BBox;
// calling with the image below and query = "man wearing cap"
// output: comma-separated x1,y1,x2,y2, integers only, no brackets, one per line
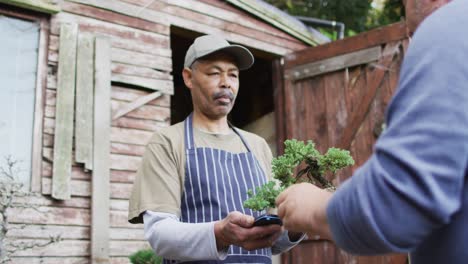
128,35,303,263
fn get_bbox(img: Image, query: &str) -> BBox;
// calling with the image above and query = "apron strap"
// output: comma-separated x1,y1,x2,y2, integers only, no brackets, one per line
184,113,195,150
231,126,252,153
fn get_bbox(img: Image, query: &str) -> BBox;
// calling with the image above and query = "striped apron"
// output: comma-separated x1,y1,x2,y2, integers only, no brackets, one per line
163,114,272,264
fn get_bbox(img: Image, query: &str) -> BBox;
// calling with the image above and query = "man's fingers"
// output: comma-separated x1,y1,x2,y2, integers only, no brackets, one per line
277,203,284,219
242,230,281,251
275,189,288,207
228,211,254,227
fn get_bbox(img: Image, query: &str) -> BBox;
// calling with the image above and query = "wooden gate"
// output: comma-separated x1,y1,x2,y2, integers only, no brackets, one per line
274,22,410,263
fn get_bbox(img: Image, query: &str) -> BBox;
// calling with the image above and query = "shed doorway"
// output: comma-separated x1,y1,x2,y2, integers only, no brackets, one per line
170,27,278,154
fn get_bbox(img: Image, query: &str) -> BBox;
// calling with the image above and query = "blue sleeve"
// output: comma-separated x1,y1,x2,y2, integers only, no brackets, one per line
326,3,468,255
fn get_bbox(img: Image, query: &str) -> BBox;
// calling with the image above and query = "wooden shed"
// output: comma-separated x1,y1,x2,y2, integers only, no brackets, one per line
0,0,327,263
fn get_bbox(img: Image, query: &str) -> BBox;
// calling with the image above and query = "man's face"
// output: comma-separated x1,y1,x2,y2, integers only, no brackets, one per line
183,52,240,120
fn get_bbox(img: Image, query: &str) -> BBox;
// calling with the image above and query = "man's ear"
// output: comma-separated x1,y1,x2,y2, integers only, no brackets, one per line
182,68,193,90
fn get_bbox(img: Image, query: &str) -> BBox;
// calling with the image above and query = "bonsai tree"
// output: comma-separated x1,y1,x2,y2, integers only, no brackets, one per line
244,139,354,212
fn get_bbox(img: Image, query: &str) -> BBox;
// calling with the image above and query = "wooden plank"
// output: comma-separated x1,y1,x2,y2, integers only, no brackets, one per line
43,146,141,172
168,0,301,42
110,127,153,146
75,33,94,171
112,116,169,132
12,195,90,209
48,48,58,63
272,58,286,155
110,199,130,211
323,70,348,147
31,17,49,193
92,35,112,263
7,207,137,230
7,206,91,226
43,117,55,135
9,240,89,257
111,142,146,157
111,62,173,80
9,257,88,264
49,47,173,72
62,0,169,34
46,88,56,106
109,227,144,240
7,224,90,240
287,47,381,81
1,0,60,14
50,33,172,57
45,105,55,117
50,12,169,47
283,78,296,141
111,101,170,121
153,0,306,51
338,41,401,150
111,74,174,94
43,177,90,197
112,86,170,107
121,0,291,55
166,15,291,55
122,119,167,131
45,83,171,108
285,22,407,69
42,177,134,199
110,182,133,200
66,0,169,26
52,23,78,200
110,154,141,171
42,161,91,180
43,133,53,147
110,170,136,184
47,72,57,89
304,79,329,151
112,91,162,120
111,47,172,71
43,147,53,163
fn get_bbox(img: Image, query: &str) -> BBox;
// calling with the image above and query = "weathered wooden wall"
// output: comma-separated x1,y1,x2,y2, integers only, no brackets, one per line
4,0,309,263
276,22,410,264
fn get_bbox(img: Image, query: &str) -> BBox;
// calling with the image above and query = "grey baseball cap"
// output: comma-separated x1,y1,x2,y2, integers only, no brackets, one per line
184,35,254,70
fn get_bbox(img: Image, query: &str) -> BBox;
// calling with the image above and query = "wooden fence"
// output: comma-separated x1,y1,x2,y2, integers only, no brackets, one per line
274,22,410,264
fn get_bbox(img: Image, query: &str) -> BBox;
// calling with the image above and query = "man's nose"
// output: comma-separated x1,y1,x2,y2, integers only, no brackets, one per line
219,73,231,88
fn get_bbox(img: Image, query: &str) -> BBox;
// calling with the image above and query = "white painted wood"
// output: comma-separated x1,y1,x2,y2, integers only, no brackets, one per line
52,23,78,200
31,17,49,193
92,35,112,263
75,33,95,171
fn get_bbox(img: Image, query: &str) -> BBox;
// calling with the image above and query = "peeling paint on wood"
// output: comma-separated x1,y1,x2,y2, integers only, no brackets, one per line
52,23,78,200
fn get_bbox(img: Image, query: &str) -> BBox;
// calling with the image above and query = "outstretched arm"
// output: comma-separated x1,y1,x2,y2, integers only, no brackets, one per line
144,210,282,261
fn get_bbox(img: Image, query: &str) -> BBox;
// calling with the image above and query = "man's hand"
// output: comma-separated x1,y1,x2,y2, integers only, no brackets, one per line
276,183,333,240
214,211,282,251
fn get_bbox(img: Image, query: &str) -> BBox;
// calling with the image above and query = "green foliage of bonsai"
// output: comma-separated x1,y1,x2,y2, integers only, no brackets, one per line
129,249,162,264
244,139,355,212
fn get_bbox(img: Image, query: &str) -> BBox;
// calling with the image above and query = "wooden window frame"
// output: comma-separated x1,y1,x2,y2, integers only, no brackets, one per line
0,4,50,192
